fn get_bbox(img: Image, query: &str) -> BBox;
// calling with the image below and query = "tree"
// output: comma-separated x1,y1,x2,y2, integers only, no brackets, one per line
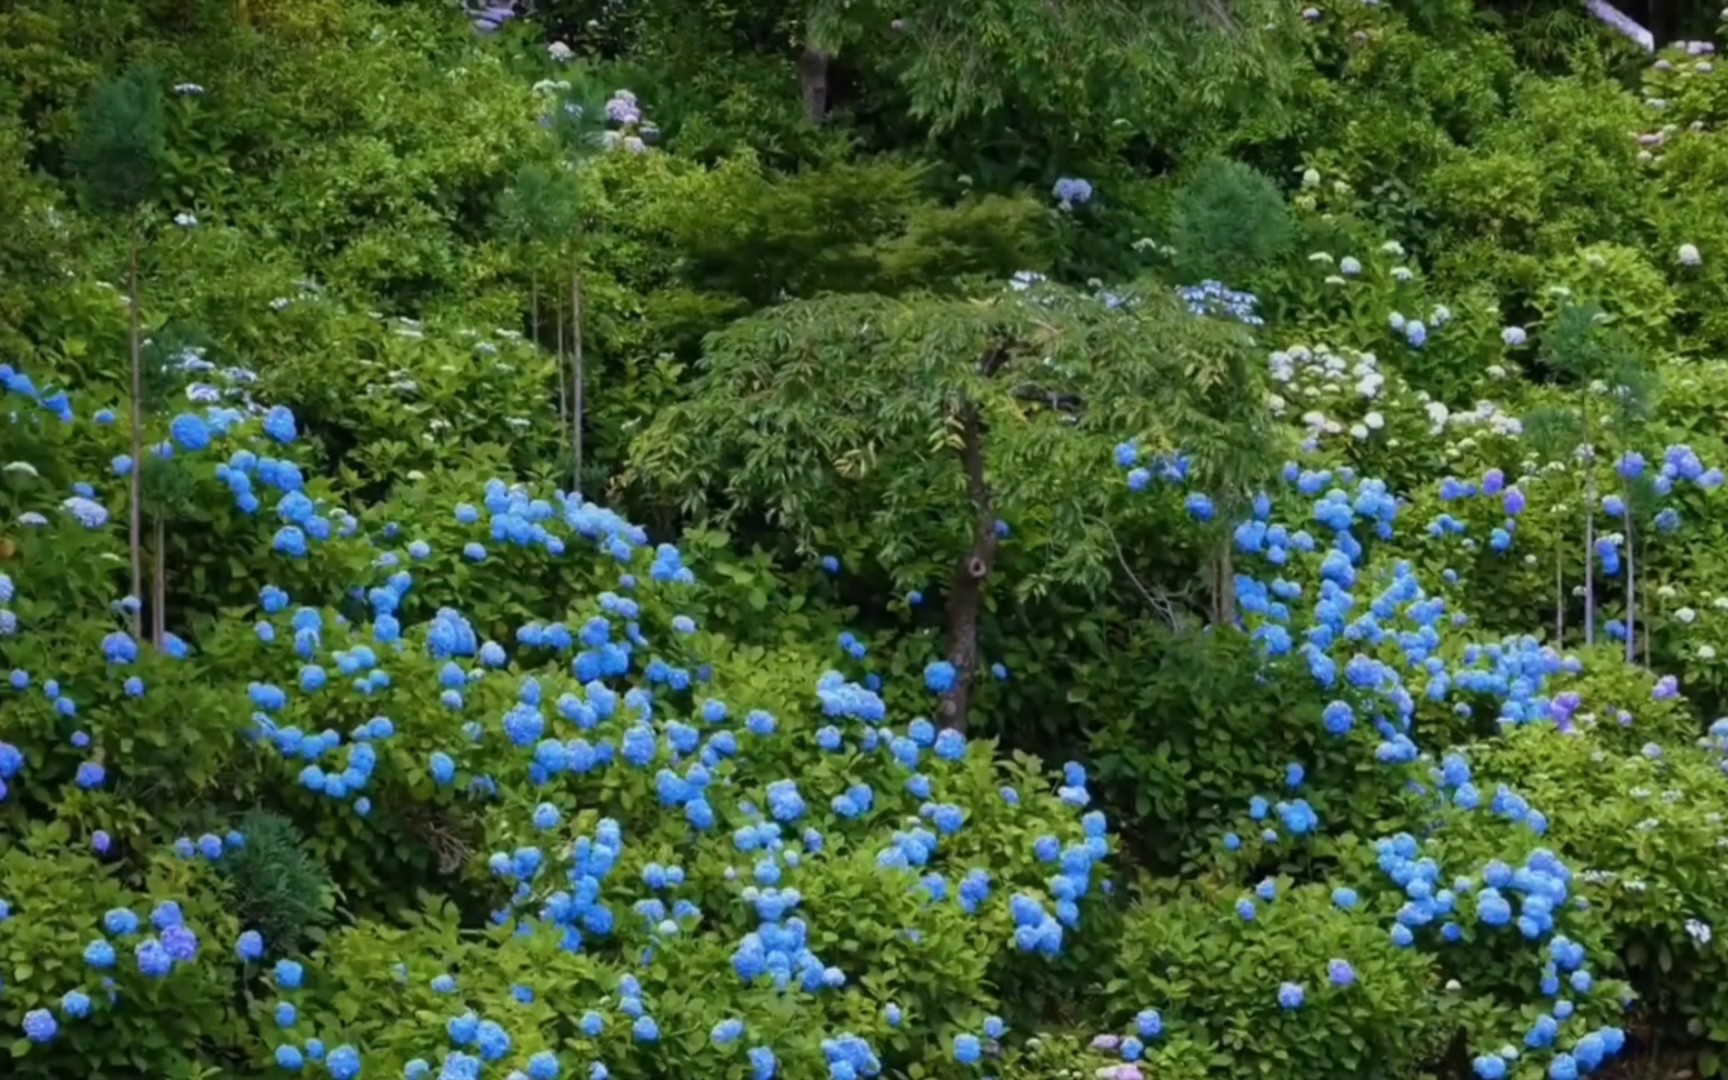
627,278,1276,729
69,67,165,640
496,161,581,479
537,72,657,492
1521,405,1583,645
1526,302,1654,652
1168,158,1295,288
803,0,1292,140
136,329,208,647
559,0,1291,172
1603,357,1659,664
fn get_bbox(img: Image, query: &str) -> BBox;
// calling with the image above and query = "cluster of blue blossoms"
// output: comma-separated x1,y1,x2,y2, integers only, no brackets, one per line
0,357,1122,1079
1175,281,1264,326
1110,426,1637,1073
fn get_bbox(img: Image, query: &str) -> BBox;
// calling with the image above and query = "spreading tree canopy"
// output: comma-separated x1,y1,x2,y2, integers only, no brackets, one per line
628,279,1280,727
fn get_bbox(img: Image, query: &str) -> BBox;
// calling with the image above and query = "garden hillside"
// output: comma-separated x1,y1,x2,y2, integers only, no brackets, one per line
9,1,1728,1078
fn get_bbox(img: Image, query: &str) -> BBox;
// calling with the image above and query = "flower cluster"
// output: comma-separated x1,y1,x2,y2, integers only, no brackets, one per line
1176,280,1263,326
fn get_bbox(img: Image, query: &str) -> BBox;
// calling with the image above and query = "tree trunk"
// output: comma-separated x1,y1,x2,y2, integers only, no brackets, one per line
1554,545,1564,644
1584,503,1596,647
570,258,584,495
127,226,144,641
1647,0,1682,47
1624,509,1636,664
1213,537,1236,626
939,403,998,732
151,516,166,649
799,44,831,124
555,297,567,435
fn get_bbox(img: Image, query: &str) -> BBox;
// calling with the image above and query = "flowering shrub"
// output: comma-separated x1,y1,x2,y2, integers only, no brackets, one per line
16,1,1728,1079
0,364,1125,1078
1110,885,1443,1078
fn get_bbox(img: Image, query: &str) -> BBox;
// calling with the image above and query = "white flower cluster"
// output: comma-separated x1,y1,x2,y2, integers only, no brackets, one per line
1434,399,1524,439
1267,345,1391,443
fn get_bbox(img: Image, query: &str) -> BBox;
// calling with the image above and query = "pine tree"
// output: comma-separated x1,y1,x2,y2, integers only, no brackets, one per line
541,73,620,493
136,327,206,645
1604,357,1659,664
1165,159,1292,621
69,67,164,640
497,161,580,483
1522,405,1583,644
1527,302,1654,653
1169,160,1295,287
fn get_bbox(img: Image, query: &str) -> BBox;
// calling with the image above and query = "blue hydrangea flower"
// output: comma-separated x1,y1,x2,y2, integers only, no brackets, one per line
924,661,956,693
263,406,298,444
23,1008,57,1042
169,413,213,451
954,1034,982,1064
327,1046,362,1080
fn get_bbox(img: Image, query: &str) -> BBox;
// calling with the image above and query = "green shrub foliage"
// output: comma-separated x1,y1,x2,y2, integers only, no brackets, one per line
7,1,1728,1079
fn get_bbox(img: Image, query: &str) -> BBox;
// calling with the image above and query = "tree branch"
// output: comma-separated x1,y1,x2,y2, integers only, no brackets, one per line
1095,516,1188,630
1012,384,1084,412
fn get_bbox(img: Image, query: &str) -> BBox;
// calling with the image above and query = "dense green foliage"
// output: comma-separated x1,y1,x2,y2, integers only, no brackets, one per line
8,1,1728,1079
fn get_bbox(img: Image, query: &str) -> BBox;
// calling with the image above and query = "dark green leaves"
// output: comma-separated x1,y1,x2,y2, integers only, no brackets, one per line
69,66,165,214
1169,158,1294,286
496,161,581,250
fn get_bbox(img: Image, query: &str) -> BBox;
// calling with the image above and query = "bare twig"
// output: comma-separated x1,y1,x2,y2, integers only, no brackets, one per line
1096,516,1186,629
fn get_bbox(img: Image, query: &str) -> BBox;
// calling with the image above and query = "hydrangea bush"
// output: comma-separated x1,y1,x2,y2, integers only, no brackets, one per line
0,372,1126,1078
12,1,1728,1079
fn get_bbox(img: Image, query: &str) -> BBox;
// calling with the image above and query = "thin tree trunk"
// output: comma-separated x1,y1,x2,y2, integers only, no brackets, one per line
1624,508,1636,664
1213,537,1236,626
570,258,584,494
940,401,998,732
151,517,166,648
799,44,832,124
555,298,567,436
127,225,144,641
1583,425,1596,647
530,271,539,350
1555,545,1564,644
1584,505,1596,647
